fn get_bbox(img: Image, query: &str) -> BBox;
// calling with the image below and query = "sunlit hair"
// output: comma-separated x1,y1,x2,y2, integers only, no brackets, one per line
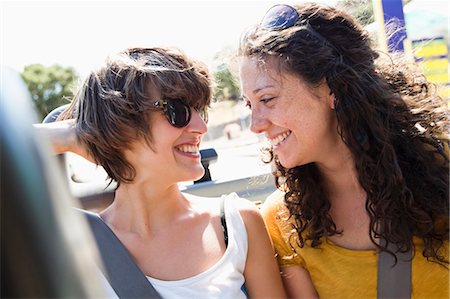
60,47,211,186
239,3,449,264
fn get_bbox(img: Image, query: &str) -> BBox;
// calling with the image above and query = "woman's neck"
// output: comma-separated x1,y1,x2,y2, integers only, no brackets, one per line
316,145,362,197
316,146,374,250
100,181,191,237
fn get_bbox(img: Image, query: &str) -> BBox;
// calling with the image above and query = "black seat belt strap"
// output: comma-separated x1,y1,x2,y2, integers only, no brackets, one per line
220,196,228,248
78,209,162,299
377,238,412,299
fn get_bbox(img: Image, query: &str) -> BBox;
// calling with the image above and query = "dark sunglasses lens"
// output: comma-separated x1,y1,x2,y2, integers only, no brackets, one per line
166,100,191,128
261,4,299,29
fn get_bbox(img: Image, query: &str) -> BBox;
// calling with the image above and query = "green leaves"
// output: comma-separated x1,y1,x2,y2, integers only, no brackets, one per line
21,64,78,121
213,65,240,102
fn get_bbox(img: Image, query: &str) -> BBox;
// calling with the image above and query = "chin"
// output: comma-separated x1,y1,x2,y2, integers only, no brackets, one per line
278,156,302,169
193,169,206,181
277,156,293,169
182,166,205,182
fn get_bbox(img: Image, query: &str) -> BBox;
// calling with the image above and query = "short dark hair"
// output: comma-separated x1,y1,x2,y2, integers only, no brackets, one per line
61,47,211,186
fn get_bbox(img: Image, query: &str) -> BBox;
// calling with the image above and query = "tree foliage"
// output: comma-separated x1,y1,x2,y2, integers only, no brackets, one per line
21,64,78,121
337,0,374,25
337,0,412,26
213,64,241,102
211,46,241,102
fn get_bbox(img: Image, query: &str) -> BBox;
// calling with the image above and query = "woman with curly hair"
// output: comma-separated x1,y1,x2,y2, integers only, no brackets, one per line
239,2,448,298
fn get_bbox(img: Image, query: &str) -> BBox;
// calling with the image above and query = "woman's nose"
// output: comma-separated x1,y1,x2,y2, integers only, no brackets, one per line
188,109,208,134
250,109,269,134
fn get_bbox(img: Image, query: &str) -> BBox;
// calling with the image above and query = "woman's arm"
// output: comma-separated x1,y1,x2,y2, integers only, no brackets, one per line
238,200,287,299
280,265,319,299
33,119,92,161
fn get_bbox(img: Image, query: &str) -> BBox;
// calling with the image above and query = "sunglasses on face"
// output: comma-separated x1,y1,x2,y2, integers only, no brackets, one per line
153,99,208,128
260,4,300,30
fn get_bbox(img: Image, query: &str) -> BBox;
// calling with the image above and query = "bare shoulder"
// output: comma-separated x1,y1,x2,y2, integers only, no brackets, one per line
226,193,261,221
232,193,288,298
218,194,269,235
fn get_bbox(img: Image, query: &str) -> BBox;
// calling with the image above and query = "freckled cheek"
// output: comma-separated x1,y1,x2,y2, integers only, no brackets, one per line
278,109,301,130
279,119,290,129
286,115,315,140
268,113,286,129
270,107,289,125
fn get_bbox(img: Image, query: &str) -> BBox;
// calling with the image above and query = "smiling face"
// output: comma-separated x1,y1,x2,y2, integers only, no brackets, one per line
124,86,207,186
240,56,341,169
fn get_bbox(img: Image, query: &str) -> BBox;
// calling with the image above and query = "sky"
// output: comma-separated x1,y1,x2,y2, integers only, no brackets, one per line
1,0,315,77
2,0,447,78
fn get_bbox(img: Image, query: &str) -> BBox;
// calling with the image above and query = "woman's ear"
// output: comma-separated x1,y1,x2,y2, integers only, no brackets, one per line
321,79,335,109
329,92,336,110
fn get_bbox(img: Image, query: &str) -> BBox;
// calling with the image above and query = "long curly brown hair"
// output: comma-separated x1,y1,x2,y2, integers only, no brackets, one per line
239,3,449,264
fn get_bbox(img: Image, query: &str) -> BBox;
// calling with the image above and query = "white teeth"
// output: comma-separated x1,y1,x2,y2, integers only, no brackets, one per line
177,145,199,153
269,131,291,146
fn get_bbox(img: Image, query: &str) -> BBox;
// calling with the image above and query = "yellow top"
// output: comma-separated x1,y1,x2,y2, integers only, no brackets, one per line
261,190,449,299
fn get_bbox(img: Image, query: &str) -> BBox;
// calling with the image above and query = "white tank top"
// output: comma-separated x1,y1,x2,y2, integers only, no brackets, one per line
146,193,248,299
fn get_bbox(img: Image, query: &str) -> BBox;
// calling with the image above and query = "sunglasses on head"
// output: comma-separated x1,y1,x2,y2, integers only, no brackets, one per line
260,4,300,30
260,4,340,55
153,99,208,128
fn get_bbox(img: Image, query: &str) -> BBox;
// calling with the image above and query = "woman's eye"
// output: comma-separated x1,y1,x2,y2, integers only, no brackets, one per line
261,97,275,104
245,100,251,109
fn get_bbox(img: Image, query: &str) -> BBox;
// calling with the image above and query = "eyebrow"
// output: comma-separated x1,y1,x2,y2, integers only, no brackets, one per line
241,84,275,99
253,84,275,94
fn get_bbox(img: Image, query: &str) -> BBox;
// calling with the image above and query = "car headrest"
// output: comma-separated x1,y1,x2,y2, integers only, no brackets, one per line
42,104,70,123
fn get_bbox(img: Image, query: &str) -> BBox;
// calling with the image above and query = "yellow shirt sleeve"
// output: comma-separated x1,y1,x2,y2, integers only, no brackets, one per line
261,189,306,268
